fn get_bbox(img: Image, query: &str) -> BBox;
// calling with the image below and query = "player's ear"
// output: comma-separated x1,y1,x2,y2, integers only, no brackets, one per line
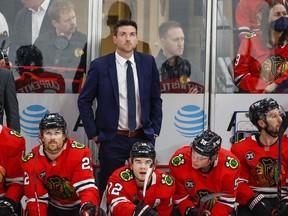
258,119,266,128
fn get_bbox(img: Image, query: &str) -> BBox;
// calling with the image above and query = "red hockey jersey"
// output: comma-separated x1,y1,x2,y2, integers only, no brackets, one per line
22,138,100,216
15,71,65,93
0,125,25,203
230,135,288,205
169,146,240,216
234,32,288,93
105,165,175,216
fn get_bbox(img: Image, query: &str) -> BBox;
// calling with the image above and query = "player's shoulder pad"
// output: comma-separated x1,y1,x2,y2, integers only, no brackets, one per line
69,140,86,150
234,136,248,144
119,167,134,182
170,151,186,167
224,154,240,170
244,31,258,40
159,172,174,187
22,152,35,163
9,130,23,139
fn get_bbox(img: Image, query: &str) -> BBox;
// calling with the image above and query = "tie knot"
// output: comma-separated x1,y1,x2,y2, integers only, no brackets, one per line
126,60,132,66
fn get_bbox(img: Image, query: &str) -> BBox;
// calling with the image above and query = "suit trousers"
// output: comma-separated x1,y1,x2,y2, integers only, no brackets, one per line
98,130,154,198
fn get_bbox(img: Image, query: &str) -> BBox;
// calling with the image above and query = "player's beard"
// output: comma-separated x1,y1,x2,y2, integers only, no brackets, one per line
264,123,280,138
44,141,64,155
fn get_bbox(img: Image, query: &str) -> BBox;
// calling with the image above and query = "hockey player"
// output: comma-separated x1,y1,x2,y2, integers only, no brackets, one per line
169,130,240,216
104,142,175,216
22,113,105,216
234,1,288,93
0,124,25,215
231,98,288,216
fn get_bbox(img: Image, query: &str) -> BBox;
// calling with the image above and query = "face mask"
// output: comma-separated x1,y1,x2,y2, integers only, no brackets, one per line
270,16,288,32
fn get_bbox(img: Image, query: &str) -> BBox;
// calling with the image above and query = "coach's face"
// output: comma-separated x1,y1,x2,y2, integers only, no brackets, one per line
113,25,138,55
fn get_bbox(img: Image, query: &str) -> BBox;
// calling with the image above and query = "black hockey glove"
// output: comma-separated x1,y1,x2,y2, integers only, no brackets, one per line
80,202,107,216
133,202,159,216
278,198,288,216
0,197,17,216
247,194,270,216
184,207,199,216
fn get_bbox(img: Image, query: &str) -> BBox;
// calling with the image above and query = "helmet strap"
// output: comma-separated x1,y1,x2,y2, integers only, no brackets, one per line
263,119,278,138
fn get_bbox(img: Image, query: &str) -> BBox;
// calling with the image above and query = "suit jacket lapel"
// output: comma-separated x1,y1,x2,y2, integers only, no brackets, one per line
108,53,119,105
134,52,144,97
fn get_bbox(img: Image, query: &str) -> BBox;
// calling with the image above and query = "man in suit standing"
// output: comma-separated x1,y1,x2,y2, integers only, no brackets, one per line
78,19,162,197
0,67,20,132
10,0,54,63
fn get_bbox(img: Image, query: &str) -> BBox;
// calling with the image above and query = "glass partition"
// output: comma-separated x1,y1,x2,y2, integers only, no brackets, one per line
1,0,89,93
101,0,206,94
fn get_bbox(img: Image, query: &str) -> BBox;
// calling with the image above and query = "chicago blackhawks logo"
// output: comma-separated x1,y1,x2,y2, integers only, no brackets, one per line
171,153,185,167
44,176,76,199
225,156,239,170
179,75,190,84
74,48,84,57
253,157,285,187
261,54,287,82
120,169,134,182
160,173,174,186
22,152,34,162
71,141,85,149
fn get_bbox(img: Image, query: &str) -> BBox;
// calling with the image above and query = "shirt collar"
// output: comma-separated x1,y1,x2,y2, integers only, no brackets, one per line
29,0,50,13
115,51,135,67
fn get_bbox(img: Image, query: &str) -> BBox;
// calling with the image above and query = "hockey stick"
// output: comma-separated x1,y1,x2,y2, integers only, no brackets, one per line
143,164,153,199
199,192,229,216
276,111,288,215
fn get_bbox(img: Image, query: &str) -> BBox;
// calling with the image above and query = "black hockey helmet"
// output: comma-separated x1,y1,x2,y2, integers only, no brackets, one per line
15,45,44,75
39,113,67,131
249,98,279,128
130,142,156,159
191,130,222,157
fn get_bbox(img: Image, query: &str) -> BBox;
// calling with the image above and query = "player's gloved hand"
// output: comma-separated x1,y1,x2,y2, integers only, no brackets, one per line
278,198,288,216
0,197,17,216
184,207,198,216
133,202,159,216
247,193,270,216
200,210,211,216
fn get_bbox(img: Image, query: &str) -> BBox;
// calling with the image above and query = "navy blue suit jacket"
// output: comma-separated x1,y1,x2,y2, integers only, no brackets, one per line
78,52,162,141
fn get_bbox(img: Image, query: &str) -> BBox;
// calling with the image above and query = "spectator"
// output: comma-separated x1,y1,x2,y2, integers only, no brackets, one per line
34,0,87,93
0,124,25,216
169,130,240,216
101,1,151,56
0,13,10,67
10,0,54,64
14,45,66,93
78,19,162,197
104,142,175,216
155,20,204,93
231,98,288,216
0,66,21,131
235,0,288,41
22,113,104,216
0,12,8,35
234,1,288,93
